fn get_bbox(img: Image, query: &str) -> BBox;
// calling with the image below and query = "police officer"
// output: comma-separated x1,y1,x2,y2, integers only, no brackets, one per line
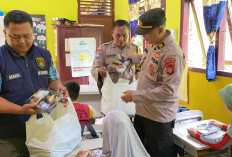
91,20,141,92
0,10,68,156
121,8,186,157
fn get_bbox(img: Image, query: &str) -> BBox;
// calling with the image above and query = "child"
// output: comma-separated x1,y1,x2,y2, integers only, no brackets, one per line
76,110,150,157
64,81,99,139
187,84,232,149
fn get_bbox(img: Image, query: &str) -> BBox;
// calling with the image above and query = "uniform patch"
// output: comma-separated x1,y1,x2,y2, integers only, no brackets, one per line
144,48,148,54
154,53,161,58
96,48,101,53
149,64,155,76
36,57,45,69
149,64,155,71
157,42,165,49
96,53,100,59
130,48,136,55
151,57,158,64
166,63,175,75
8,73,21,80
38,70,48,75
150,71,155,76
165,58,176,64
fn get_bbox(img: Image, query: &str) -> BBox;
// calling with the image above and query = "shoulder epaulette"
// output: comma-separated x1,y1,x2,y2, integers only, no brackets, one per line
102,41,111,46
130,43,138,47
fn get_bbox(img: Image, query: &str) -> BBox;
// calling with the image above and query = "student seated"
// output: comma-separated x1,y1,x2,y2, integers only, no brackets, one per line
64,81,99,139
187,84,232,149
76,110,150,157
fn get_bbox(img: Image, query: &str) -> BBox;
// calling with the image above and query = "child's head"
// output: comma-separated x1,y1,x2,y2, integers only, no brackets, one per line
64,81,80,101
219,84,232,114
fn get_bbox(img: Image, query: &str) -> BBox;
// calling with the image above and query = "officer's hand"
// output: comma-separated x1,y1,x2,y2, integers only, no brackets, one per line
121,90,133,103
57,85,69,97
20,102,40,115
99,67,107,78
57,85,69,103
124,56,132,61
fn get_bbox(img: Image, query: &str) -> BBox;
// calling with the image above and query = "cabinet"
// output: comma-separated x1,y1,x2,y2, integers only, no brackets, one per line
56,25,103,84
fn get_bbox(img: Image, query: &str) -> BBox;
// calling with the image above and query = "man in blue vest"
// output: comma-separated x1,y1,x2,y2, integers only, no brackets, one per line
0,10,68,156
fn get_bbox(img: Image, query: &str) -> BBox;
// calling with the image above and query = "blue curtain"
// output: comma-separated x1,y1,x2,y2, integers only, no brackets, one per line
129,0,140,39
203,0,226,81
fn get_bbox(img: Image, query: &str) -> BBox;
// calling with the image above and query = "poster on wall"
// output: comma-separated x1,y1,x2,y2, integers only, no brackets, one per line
30,15,47,49
69,38,96,77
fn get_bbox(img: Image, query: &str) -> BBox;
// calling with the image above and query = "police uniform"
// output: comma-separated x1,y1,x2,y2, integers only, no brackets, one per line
0,43,59,139
132,8,186,157
132,30,185,122
91,41,140,85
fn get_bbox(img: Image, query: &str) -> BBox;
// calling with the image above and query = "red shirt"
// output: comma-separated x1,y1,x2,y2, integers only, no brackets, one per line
72,101,90,125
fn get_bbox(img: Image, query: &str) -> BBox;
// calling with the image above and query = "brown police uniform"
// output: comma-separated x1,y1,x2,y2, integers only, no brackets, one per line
91,41,140,85
131,30,185,123
132,7,186,157
132,30,185,157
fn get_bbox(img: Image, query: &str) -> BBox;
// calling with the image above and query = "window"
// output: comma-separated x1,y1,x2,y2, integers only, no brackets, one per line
78,0,113,16
180,0,232,75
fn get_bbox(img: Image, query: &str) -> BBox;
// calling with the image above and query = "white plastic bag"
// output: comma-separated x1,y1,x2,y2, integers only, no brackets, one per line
101,74,137,116
26,98,81,157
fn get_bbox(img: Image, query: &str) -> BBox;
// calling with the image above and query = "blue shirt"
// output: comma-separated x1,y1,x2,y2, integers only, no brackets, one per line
0,43,59,138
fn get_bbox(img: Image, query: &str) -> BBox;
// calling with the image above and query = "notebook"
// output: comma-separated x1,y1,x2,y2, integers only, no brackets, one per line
196,123,220,135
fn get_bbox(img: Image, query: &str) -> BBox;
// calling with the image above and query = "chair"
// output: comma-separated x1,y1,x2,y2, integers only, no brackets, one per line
175,110,203,128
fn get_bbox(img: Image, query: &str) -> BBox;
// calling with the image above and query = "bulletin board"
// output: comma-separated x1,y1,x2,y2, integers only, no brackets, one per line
31,15,47,49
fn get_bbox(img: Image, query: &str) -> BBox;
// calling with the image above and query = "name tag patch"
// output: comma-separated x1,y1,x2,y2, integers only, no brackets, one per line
8,73,21,80
38,70,48,75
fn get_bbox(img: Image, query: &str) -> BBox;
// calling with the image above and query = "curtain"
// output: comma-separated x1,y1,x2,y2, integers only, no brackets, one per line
203,0,227,81
129,0,143,51
144,0,161,12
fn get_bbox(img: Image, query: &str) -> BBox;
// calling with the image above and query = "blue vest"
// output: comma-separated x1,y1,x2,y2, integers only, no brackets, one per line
0,44,51,138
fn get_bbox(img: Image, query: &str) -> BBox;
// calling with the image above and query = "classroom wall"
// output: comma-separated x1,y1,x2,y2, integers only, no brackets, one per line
180,72,232,124
0,0,77,63
114,0,129,21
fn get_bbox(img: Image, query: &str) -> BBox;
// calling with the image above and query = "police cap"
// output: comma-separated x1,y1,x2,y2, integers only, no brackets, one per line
134,8,166,35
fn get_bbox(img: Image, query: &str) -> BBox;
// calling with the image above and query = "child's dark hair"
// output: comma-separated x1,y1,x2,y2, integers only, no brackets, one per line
64,81,80,100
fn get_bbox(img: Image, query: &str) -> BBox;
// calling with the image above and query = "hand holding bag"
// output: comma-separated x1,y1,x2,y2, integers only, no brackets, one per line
101,73,137,116
26,98,82,157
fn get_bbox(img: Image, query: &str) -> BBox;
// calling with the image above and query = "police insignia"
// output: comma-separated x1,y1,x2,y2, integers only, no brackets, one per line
166,63,175,75
165,58,176,64
96,48,101,53
149,64,155,76
157,42,165,49
96,53,100,59
154,53,161,58
36,57,45,69
130,48,136,54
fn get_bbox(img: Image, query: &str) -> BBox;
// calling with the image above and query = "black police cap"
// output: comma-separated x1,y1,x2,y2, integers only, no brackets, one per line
134,8,166,35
